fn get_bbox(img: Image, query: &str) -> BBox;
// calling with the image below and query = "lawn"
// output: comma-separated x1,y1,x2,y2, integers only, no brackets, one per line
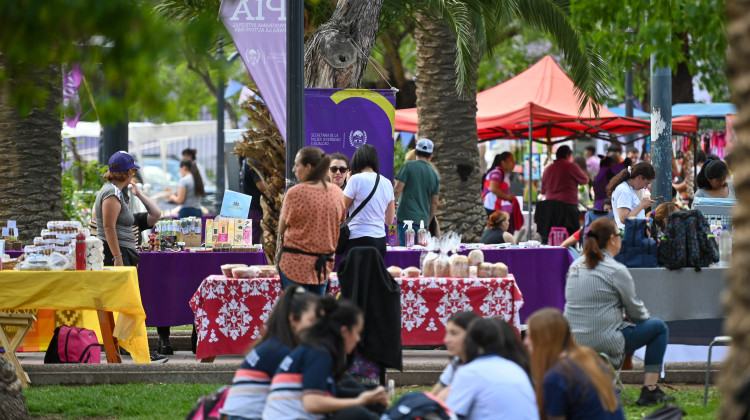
24,383,721,419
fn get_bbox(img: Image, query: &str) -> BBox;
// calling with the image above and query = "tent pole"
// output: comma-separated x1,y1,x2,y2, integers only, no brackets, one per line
528,119,533,241
693,132,698,194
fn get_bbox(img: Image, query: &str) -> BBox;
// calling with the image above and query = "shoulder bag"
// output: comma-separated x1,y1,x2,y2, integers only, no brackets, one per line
336,174,380,254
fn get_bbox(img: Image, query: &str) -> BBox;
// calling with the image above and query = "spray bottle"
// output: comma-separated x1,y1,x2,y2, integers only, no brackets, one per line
404,220,415,247
417,220,428,247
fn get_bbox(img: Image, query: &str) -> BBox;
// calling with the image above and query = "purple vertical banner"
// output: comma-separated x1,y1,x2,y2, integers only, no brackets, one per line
62,63,83,128
305,88,396,181
220,0,287,140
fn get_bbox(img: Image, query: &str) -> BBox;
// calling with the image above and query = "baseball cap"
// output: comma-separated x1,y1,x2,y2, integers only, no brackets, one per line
416,138,434,154
108,151,140,172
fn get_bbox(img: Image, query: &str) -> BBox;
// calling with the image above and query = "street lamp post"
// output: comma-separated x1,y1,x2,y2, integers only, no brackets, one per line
624,27,635,147
216,40,240,212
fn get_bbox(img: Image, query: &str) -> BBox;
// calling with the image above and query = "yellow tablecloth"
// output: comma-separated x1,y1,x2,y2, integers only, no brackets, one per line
0,267,150,363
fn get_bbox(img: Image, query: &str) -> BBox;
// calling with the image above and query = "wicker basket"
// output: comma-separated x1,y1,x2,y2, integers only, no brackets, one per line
2,258,18,270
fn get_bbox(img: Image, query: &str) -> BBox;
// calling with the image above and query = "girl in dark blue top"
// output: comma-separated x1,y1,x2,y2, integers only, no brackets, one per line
221,287,320,420
263,297,389,420
527,308,624,420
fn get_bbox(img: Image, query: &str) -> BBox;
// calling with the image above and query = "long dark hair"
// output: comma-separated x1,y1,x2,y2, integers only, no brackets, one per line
256,286,319,350
350,144,379,174
605,161,655,197
482,152,512,186
297,146,332,185
463,317,531,378
696,159,729,190
180,159,205,197
582,217,619,269
448,311,480,330
299,296,362,379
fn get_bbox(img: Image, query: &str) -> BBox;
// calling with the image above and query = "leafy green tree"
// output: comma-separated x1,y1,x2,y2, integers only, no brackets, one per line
0,1,181,241
569,0,729,105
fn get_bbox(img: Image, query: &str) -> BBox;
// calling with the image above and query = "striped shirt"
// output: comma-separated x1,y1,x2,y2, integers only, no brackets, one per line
563,252,650,368
262,345,335,420
221,337,291,420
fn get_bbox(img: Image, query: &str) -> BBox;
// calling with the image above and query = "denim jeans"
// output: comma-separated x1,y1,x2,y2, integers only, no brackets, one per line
178,206,202,218
279,268,328,296
621,318,669,373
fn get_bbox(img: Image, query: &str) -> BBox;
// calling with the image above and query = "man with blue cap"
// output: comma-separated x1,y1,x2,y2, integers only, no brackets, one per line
394,138,440,245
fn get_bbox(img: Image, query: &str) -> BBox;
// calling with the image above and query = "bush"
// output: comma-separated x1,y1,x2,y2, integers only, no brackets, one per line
62,159,107,223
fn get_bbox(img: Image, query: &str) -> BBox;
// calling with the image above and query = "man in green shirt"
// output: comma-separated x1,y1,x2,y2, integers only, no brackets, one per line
394,138,440,245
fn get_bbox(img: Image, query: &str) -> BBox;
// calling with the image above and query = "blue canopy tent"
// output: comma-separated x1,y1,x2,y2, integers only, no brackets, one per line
606,106,651,119
672,103,737,118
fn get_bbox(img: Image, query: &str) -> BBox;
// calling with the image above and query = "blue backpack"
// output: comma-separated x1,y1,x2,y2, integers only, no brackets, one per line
614,218,659,268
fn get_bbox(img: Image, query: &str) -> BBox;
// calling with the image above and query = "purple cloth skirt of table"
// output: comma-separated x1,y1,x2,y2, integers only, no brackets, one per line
137,251,267,327
6,250,22,259
336,247,573,322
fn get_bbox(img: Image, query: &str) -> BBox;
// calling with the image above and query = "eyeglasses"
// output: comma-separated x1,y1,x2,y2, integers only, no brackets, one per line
615,231,624,238
330,166,348,173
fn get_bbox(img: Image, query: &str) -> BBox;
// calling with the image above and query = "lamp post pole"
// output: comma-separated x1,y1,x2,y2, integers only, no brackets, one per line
286,0,305,187
625,27,635,147
216,40,226,211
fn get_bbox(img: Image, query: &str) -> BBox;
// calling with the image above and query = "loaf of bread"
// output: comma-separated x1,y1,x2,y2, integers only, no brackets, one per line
477,262,494,278
387,266,403,278
403,266,421,278
467,249,484,266
434,258,452,278
450,255,470,278
221,264,247,277
492,262,509,278
422,259,435,277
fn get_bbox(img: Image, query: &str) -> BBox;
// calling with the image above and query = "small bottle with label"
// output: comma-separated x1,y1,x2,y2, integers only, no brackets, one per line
404,220,415,247
417,220,427,247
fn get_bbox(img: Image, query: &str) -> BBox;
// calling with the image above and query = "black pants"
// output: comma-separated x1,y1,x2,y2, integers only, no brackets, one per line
329,406,380,420
343,236,386,258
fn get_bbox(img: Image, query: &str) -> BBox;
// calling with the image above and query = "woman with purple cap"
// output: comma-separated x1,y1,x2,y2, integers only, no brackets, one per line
93,151,167,362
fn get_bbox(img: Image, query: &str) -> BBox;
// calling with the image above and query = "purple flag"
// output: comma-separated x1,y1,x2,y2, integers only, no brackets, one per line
305,88,396,181
220,0,287,140
62,63,83,128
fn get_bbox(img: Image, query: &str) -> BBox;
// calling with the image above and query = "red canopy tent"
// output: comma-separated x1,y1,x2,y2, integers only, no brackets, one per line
394,55,697,142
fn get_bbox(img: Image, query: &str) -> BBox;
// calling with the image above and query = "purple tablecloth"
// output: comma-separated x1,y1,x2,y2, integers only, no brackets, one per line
137,251,267,327
5,250,22,259
337,247,573,322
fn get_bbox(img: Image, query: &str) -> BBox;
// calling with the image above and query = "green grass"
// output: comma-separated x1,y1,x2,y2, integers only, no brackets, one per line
145,325,193,332
23,383,721,419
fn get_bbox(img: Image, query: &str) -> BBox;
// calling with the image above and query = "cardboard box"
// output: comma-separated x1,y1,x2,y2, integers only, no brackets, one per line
205,219,214,247
243,219,253,245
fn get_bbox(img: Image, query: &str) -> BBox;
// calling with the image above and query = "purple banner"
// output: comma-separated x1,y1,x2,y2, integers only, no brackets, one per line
220,0,287,140
305,88,396,180
62,63,83,128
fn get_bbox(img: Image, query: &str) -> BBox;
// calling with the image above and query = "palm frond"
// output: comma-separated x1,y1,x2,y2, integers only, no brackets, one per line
515,0,612,116
152,0,219,23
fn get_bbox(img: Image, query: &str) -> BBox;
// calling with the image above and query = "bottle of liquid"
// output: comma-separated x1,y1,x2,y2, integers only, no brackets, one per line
719,226,732,267
76,232,86,270
404,220,415,247
417,220,427,247
387,216,399,246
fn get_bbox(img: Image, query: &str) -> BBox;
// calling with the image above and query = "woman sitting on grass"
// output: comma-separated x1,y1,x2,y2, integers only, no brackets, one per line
527,308,624,420
263,297,389,420
446,317,536,420
430,311,480,401
220,288,320,420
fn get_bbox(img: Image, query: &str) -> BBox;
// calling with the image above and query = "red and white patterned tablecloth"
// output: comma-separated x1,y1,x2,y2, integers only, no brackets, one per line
189,275,523,360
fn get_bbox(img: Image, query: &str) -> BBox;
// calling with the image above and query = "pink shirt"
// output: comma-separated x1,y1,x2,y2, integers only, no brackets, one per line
541,159,590,206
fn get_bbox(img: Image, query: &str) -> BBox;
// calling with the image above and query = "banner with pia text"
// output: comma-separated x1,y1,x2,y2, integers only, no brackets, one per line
305,88,396,181
220,0,287,140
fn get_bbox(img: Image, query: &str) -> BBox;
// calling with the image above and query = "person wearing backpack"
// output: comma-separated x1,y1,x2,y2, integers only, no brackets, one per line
220,287,320,420
606,162,656,230
563,218,675,407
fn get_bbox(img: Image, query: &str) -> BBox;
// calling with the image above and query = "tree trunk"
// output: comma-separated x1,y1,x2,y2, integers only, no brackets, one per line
414,13,485,242
304,0,384,88
0,65,64,244
720,1,750,418
672,33,695,104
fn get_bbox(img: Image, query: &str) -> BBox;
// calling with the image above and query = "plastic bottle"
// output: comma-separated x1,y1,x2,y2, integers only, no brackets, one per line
719,226,732,267
75,232,86,270
417,220,428,247
404,220,415,247
387,216,399,246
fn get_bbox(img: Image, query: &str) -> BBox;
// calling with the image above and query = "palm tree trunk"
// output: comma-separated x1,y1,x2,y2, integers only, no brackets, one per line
0,65,64,243
413,13,485,242
304,0,384,88
720,1,750,418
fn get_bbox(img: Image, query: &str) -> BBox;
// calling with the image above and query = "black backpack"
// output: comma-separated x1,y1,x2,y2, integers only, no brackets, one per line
658,210,719,271
382,392,455,420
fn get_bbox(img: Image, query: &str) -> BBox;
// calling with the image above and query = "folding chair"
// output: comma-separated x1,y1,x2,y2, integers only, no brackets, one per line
0,312,37,387
704,335,731,406
599,352,630,403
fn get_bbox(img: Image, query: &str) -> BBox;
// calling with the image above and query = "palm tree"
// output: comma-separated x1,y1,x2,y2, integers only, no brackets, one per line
412,0,610,241
720,1,750,417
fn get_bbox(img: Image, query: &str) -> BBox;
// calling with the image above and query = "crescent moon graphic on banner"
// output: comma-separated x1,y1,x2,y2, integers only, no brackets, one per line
329,89,396,137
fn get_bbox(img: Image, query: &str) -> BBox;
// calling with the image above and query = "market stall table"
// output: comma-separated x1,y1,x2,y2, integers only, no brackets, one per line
0,267,150,382
337,246,571,322
137,251,268,327
629,267,728,345
190,275,523,360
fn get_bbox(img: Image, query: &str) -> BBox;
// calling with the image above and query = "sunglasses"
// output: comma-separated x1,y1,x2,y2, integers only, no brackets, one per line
615,231,624,237
330,166,348,173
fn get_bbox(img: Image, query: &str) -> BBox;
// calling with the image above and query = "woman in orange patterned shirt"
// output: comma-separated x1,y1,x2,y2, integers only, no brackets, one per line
278,147,347,294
